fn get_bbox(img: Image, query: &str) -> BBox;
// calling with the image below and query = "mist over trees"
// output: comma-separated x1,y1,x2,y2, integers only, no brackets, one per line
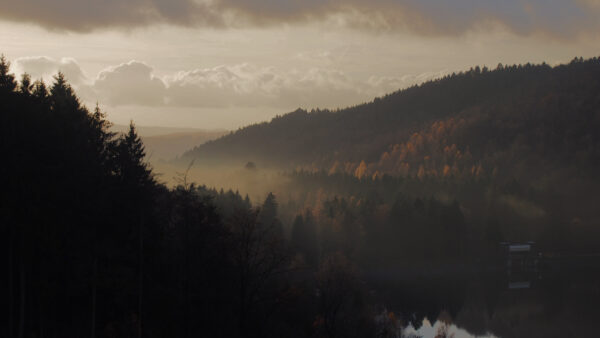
185,57,600,184
182,56,600,254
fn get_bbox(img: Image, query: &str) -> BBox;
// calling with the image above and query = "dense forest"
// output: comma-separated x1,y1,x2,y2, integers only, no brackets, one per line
0,54,401,338
181,56,600,254
3,54,600,338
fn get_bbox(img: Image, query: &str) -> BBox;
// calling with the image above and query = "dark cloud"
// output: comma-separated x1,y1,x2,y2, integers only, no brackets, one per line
1,0,598,37
0,0,223,32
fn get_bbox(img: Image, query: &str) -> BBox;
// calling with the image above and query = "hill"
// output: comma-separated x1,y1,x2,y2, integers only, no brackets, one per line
182,57,600,187
110,124,206,137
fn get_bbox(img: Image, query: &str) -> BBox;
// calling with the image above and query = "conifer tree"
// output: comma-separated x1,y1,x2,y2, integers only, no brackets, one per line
0,54,16,92
50,72,84,117
19,73,32,95
32,79,49,102
258,192,283,238
116,121,153,186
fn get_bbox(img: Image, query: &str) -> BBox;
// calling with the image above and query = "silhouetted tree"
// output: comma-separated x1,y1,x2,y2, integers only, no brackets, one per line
290,210,319,267
229,206,291,337
18,73,32,95
315,253,373,338
0,54,16,92
258,192,284,239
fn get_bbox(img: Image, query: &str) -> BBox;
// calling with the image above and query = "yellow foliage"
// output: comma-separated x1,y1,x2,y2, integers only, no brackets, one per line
372,171,381,180
443,164,451,176
417,164,426,179
354,160,368,179
328,161,340,175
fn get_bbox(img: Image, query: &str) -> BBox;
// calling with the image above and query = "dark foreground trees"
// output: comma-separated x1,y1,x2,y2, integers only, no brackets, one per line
0,56,383,338
1,56,160,337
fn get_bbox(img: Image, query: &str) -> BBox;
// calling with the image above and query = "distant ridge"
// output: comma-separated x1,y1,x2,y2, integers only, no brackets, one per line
142,130,228,161
181,57,600,184
110,124,226,138
110,124,227,161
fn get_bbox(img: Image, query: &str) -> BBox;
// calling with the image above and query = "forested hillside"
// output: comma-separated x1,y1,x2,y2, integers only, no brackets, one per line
178,57,600,259
184,57,600,186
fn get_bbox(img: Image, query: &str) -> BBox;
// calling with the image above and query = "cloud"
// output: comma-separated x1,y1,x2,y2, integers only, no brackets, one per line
165,64,279,108
162,64,429,110
13,56,444,110
93,62,376,109
13,56,88,85
0,0,223,32
165,65,378,109
94,61,167,106
0,1,598,37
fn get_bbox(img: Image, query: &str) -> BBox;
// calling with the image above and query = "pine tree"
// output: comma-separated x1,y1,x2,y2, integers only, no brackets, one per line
258,192,283,238
115,121,153,187
19,73,32,95
50,72,83,116
290,214,305,251
290,210,319,266
0,54,16,92
114,121,156,338
32,79,49,102
303,209,319,265
90,104,114,161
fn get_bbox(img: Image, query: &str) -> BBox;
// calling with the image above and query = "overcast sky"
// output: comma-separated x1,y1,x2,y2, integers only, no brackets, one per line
1,0,599,129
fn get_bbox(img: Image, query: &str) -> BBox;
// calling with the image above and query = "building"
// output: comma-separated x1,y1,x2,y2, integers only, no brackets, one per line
499,241,538,269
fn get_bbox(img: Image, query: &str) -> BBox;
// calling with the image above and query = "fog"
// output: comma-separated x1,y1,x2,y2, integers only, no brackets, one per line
151,160,291,205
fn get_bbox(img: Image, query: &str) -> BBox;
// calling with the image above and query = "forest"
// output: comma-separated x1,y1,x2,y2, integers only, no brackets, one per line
3,55,600,338
0,54,399,338
182,57,600,255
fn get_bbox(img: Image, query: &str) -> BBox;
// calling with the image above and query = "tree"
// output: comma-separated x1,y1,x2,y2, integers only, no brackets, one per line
290,209,319,267
50,72,82,115
354,161,368,179
32,80,49,102
19,73,32,95
113,121,155,338
258,192,284,239
229,207,290,336
0,54,16,92
441,200,466,257
315,253,372,338
114,121,153,187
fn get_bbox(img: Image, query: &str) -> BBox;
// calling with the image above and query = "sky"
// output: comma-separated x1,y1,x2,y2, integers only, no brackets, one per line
1,0,599,129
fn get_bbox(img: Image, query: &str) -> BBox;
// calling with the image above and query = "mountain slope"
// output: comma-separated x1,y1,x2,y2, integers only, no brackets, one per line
182,57,600,184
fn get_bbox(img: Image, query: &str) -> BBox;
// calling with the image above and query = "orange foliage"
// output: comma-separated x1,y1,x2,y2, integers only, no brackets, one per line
443,165,451,176
339,114,481,178
354,160,368,179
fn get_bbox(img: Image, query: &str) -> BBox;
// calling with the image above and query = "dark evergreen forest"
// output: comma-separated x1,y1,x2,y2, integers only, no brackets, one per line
0,54,389,338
